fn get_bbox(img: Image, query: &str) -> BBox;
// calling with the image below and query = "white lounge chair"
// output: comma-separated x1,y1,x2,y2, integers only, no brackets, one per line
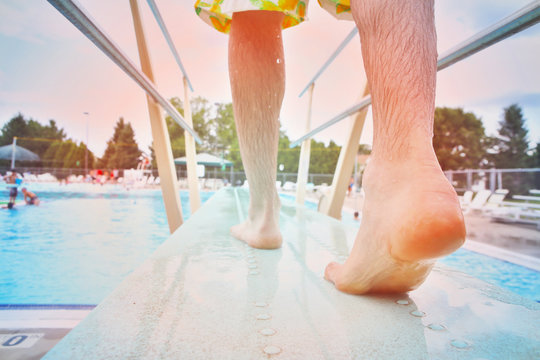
282,181,296,191
481,189,509,215
459,190,473,209
490,190,540,230
464,189,492,214
491,204,540,230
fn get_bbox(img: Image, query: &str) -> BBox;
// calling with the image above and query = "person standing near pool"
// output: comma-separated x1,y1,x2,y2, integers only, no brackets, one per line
5,171,20,206
194,0,466,294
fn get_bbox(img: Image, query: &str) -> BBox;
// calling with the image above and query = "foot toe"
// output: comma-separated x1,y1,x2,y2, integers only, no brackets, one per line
324,261,342,284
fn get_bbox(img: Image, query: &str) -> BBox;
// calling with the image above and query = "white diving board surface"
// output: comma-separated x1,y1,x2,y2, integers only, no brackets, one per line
45,188,540,359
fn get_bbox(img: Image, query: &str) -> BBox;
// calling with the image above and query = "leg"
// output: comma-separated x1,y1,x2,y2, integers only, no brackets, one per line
228,11,285,249
325,0,466,293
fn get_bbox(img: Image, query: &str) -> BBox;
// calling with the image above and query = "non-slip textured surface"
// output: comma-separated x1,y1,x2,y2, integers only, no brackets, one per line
44,188,540,359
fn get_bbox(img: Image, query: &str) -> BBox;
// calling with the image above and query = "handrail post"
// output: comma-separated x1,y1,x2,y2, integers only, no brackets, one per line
129,0,183,233
11,137,17,169
296,83,315,204
183,76,201,213
466,170,473,191
320,84,370,219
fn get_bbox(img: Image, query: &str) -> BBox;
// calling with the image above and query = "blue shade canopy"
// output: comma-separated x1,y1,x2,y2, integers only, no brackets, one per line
174,153,232,167
0,144,40,161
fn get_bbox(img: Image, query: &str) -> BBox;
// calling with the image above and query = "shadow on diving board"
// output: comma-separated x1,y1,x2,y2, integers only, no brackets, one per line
44,187,540,359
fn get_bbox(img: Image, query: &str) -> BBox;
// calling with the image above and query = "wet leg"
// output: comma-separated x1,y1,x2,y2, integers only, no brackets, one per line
228,11,284,249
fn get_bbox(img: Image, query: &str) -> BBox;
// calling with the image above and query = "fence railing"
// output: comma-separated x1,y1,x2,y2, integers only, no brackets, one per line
4,166,538,195
0,167,336,188
444,168,540,195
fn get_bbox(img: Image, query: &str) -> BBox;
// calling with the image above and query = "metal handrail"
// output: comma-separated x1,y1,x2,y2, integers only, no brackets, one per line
47,0,202,144
437,0,540,70
290,0,540,148
146,0,194,92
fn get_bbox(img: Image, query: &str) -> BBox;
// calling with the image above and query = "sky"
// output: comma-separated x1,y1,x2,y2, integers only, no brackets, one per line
0,0,539,158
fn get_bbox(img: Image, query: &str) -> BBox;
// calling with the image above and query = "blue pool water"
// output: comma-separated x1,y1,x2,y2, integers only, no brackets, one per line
1,183,538,304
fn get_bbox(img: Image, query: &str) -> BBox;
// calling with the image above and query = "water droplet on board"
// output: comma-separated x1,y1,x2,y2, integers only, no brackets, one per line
248,259,256,264
450,339,470,349
255,302,267,307
410,310,425,317
249,270,260,275
263,345,281,355
248,264,258,269
427,323,446,331
256,314,271,320
259,328,276,336
247,254,255,259
396,299,409,305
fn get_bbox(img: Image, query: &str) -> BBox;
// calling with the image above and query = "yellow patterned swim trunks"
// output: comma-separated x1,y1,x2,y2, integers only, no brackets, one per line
194,0,352,34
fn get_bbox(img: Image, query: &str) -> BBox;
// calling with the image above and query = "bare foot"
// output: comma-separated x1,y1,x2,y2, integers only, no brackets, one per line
325,152,466,294
231,193,282,249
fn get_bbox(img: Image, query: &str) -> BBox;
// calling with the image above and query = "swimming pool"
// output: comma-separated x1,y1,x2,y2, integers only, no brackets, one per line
1,183,538,304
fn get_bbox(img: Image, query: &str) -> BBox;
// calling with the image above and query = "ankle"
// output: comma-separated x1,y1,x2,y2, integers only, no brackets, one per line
361,150,445,197
371,130,436,163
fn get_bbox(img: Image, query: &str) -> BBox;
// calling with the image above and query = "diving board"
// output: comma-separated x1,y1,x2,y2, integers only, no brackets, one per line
44,188,540,359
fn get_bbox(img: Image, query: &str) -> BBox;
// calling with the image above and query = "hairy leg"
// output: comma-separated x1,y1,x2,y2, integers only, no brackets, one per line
228,11,285,249
325,0,466,293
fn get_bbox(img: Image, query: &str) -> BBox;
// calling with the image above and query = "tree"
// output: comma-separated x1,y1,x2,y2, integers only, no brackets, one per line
0,113,66,161
154,98,240,170
166,96,215,155
530,143,540,167
110,122,140,169
276,134,342,175
42,140,93,169
433,107,488,170
99,118,140,169
531,142,540,189
310,140,341,174
0,114,28,146
99,117,125,168
492,104,530,169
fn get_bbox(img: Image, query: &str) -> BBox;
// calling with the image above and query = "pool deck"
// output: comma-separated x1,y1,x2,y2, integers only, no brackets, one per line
0,305,93,359
32,187,540,359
